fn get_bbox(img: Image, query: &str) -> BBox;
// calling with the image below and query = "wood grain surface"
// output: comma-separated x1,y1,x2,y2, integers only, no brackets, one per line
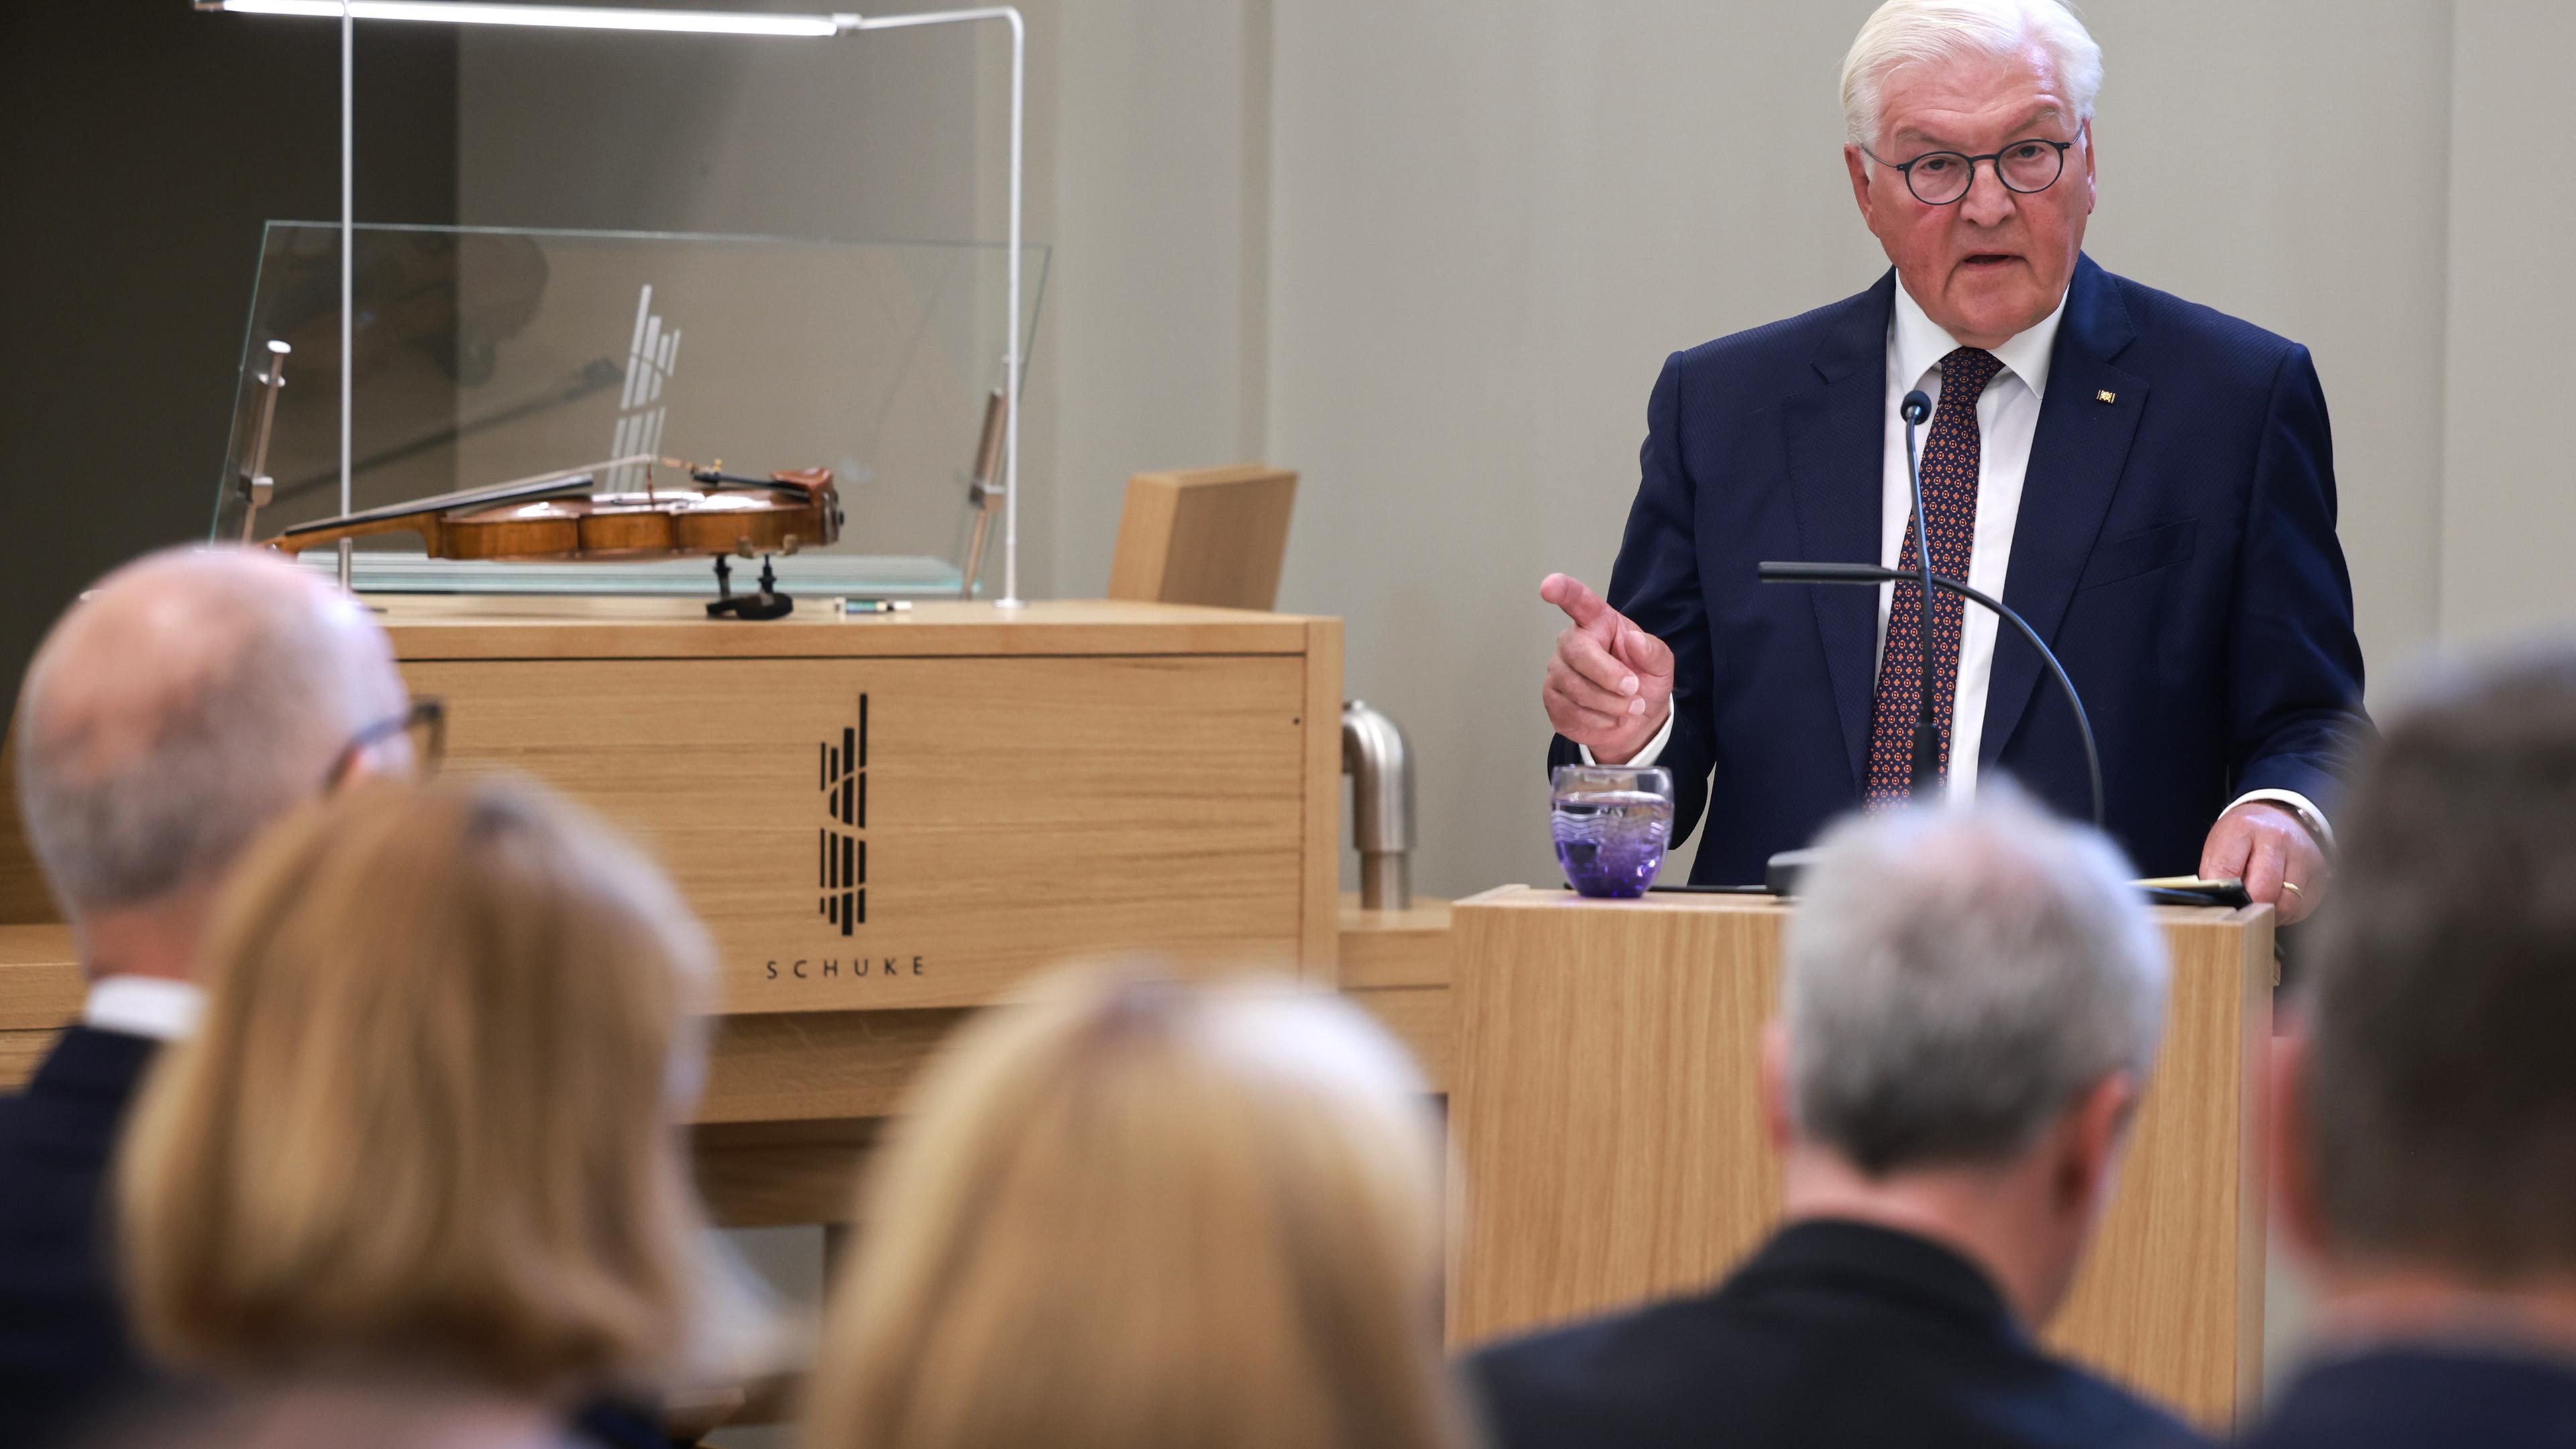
0,737,50,926
1301,619,1345,987
1106,466,1299,611
403,648,1319,1012
374,596,1313,661
1338,895,1453,989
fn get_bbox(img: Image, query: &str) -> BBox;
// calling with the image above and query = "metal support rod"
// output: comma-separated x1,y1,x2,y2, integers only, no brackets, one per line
1341,699,1415,911
959,387,1005,598
337,0,354,591
238,341,291,543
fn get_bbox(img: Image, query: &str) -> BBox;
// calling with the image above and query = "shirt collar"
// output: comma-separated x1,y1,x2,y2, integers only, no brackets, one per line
1890,278,2068,402
83,975,205,1043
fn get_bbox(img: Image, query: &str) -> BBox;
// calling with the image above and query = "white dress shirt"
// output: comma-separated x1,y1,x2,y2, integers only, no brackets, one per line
83,975,204,1042
1593,281,2329,844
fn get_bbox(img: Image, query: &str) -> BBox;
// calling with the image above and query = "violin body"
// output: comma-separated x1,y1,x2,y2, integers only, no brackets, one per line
272,465,841,564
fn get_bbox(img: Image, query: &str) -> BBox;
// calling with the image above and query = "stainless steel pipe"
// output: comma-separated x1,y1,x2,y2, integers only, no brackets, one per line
1340,699,1415,910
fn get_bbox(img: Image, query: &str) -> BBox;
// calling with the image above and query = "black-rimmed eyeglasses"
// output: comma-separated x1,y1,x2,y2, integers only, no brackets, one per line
1863,138,2073,207
323,697,445,792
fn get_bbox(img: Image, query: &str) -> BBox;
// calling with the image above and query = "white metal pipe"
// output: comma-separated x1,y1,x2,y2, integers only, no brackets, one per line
847,8,1024,608
1002,7,1024,608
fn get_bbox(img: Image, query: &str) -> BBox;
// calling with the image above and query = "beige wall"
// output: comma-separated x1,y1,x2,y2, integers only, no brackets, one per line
2443,2,2576,649
456,3,2563,900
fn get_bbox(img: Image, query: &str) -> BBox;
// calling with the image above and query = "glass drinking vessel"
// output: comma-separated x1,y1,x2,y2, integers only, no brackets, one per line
1550,764,1675,898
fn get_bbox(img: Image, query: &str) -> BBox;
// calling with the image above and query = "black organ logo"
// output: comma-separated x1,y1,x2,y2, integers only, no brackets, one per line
820,695,866,934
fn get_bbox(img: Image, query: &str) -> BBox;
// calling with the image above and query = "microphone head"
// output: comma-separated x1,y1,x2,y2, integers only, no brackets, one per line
1900,390,1932,425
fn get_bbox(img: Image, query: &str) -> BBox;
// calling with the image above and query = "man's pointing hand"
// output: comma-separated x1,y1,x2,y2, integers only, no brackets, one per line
1541,573,1676,765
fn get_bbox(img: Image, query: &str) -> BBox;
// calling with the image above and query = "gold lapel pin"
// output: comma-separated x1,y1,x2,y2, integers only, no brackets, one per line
2095,389,2118,405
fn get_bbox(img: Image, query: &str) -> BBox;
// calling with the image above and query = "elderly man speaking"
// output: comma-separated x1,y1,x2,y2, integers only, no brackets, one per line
1539,0,2367,919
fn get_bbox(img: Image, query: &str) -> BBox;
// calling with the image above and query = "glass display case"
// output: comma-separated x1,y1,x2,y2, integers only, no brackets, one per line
213,223,1048,597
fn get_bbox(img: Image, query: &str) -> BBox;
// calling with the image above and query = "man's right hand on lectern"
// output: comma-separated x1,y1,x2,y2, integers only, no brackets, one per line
1540,573,1675,765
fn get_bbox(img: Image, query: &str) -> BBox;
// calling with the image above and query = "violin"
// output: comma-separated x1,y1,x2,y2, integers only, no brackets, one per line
270,455,840,562
267,454,844,618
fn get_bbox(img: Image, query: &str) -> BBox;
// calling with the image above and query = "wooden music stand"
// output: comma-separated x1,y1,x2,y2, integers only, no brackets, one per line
1106,466,1299,610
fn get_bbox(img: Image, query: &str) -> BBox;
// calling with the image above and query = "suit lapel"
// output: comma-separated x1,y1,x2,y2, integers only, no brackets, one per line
1980,254,2147,771
1780,272,1897,794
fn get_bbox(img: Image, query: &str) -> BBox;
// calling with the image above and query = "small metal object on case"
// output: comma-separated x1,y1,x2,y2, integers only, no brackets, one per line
1341,699,1415,910
957,388,1008,599
840,598,913,615
236,340,290,543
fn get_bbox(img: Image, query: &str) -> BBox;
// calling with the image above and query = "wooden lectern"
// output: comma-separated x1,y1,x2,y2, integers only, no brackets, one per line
1446,887,2271,1430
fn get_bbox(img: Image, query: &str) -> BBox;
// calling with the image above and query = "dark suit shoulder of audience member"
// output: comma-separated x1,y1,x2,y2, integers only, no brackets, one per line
0,1025,162,1442
1472,1220,2207,1449
2243,1348,2576,1449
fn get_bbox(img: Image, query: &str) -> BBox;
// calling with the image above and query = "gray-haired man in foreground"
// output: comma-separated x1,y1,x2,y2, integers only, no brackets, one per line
0,546,410,1441
1470,792,2204,1449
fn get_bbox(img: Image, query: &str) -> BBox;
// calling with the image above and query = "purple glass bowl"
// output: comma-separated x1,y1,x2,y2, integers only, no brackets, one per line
1552,791,1674,898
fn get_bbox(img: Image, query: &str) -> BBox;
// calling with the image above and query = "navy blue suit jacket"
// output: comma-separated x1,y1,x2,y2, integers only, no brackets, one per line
1550,255,2370,881
0,1025,160,1447
1468,1220,2208,1449
2245,1348,2576,1449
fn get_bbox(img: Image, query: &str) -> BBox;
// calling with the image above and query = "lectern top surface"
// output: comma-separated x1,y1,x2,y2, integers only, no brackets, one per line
1463,884,2258,928
370,596,1326,661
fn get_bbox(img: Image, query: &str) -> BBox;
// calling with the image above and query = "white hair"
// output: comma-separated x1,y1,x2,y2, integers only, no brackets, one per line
1782,785,2166,1176
15,547,403,914
1841,0,2104,152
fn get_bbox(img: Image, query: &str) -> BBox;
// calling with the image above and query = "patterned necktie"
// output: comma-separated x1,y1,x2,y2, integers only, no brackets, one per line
1864,345,2004,809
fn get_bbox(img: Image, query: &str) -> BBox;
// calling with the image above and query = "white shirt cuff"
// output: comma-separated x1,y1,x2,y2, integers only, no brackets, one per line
2229,788,2333,851
1578,700,1676,769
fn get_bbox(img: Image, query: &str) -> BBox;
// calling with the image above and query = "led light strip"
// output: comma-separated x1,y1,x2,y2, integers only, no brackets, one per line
201,1,849,38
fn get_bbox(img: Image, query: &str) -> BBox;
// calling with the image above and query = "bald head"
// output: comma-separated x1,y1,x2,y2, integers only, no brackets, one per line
15,547,404,919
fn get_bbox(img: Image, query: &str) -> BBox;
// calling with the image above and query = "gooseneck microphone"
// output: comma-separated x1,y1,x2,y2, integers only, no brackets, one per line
1756,560,2106,829
1898,388,1939,798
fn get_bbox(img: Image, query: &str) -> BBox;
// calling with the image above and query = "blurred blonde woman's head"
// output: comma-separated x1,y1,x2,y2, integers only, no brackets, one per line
807,965,1465,1449
117,774,750,1399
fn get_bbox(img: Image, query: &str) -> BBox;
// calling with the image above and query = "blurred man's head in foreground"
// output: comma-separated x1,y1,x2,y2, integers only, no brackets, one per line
2284,647,2576,1307
1771,788,2169,1326
15,546,405,971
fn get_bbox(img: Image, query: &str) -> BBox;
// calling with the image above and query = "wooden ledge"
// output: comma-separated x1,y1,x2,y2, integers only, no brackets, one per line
372,596,1321,660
